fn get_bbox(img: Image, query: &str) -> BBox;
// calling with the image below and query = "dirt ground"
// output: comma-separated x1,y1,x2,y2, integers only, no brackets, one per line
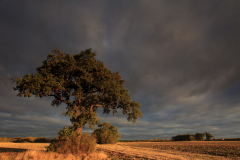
97,142,239,160
0,142,239,160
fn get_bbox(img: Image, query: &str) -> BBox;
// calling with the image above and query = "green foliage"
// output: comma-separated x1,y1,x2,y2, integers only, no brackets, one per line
205,132,215,140
172,133,205,141
12,48,143,132
57,126,77,139
172,134,195,141
45,131,96,155
92,122,121,144
194,133,205,141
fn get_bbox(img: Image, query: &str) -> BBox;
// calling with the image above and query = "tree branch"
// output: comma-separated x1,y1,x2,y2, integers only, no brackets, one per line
49,93,71,106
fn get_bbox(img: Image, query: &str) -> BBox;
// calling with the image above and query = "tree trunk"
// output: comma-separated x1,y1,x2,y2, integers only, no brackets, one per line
76,127,82,134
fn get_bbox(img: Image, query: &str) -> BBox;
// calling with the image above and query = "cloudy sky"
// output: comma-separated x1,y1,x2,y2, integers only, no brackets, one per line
1,0,240,140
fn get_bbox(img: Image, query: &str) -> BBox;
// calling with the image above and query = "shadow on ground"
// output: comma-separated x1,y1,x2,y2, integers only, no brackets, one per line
0,147,28,153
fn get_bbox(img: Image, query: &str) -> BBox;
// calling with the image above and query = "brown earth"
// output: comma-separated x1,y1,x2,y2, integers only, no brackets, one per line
0,142,239,159
97,142,240,160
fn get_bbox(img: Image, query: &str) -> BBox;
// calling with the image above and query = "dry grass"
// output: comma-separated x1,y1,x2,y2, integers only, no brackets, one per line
2,141,240,159
0,142,109,160
0,150,109,160
0,142,49,151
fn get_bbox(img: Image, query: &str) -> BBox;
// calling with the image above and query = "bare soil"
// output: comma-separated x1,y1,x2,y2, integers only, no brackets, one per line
97,142,240,160
0,142,240,159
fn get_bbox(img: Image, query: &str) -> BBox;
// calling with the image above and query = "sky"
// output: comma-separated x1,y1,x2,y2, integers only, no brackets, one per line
0,0,240,140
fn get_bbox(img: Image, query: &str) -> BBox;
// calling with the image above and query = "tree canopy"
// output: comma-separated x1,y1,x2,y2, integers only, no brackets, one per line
205,132,215,140
12,48,143,133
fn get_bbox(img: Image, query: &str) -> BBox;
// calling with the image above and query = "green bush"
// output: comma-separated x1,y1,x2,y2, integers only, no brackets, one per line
57,126,76,139
194,133,205,141
92,122,121,144
45,126,96,155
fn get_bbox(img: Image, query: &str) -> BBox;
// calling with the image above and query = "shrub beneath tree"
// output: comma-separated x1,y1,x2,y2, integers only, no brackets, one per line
46,126,96,155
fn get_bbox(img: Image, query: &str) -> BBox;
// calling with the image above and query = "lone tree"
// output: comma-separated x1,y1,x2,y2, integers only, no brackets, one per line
205,132,214,140
12,48,143,134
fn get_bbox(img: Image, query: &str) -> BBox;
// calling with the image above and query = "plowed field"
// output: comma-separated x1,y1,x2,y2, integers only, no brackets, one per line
97,142,240,159
0,141,240,159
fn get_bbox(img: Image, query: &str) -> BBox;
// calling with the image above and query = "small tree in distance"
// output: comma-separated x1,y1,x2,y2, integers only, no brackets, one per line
205,132,215,140
194,133,205,141
12,48,143,134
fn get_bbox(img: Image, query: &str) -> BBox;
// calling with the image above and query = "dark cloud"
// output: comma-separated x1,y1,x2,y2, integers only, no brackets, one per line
0,0,240,139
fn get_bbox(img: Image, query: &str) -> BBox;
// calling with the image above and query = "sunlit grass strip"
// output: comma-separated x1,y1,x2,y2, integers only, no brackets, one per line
0,150,109,160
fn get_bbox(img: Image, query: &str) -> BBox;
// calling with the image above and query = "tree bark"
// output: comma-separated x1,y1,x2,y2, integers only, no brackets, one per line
76,127,82,134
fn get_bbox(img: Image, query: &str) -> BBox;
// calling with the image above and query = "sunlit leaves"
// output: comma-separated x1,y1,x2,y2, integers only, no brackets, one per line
12,48,143,132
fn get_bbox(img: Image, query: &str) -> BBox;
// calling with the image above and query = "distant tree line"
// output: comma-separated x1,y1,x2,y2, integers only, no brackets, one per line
0,136,54,143
119,139,172,142
172,132,215,141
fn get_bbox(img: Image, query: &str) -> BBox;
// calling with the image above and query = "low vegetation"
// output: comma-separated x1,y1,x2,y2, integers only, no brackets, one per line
46,126,96,156
0,149,109,160
92,122,121,144
46,133,96,155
